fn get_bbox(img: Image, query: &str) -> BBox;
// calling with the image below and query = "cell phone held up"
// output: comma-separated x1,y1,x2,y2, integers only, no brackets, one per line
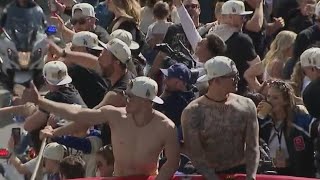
11,128,21,147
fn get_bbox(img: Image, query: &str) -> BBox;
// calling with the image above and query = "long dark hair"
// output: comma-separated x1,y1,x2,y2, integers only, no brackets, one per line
268,80,297,136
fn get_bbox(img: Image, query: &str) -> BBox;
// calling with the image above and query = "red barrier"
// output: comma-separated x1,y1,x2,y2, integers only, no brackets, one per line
71,174,319,180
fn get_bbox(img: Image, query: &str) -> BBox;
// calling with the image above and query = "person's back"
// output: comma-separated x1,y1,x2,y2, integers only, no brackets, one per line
225,31,257,94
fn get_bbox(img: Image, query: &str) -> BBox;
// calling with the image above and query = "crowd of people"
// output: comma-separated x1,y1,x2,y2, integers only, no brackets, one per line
1,0,320,179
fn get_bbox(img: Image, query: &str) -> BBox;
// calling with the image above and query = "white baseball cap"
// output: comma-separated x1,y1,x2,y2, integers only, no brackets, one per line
72,31,103,51
43,61,72,86
315,1,320,17
72,3,95,18
100,38,132,64
221,0,253,15
127,76,164,104
300,47,320,68
197,56,238,82
110,29,140,50
43,143,66,161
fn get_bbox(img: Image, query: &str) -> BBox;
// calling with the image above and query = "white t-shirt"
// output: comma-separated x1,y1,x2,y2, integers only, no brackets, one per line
25,158,48,180
146,20,173,41
140,6,155,34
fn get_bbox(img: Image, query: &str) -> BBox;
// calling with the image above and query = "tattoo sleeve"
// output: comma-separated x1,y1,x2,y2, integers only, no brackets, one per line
245,100,260,180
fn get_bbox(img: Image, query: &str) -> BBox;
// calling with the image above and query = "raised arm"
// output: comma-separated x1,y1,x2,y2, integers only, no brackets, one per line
174,0,202,52
245,99,260,180
244,0,264,33
181,104,219,179
23,82,116,126
48,40,100,71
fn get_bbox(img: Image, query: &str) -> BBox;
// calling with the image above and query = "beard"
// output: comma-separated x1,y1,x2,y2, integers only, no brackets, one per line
101,65,114,78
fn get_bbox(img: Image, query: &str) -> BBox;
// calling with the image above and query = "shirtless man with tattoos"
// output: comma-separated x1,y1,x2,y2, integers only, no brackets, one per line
181,56,260,180
23,76,180,180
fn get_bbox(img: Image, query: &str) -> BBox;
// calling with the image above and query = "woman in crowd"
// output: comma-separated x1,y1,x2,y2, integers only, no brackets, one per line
257,80,317,177
263,31,297,80
106,0,144,50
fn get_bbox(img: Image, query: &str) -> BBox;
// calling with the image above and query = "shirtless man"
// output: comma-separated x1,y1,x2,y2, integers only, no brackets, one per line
23,76,180,179
181,56,259,180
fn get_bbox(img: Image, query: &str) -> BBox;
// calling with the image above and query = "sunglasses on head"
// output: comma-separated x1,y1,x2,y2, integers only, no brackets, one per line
267,80,290,92
220,73,240,82
71,17,88,25
185,4,198,9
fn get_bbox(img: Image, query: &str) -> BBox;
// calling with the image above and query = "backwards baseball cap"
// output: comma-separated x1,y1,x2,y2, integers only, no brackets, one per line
43,61,72,86
221,0,253,15
160,63,191,83
300,47,320,68
72,31,103,51
197,56,238,82
127,76,164,104
72,3,95,18
43,143,66,161
110,29,140,50
100,38,132,64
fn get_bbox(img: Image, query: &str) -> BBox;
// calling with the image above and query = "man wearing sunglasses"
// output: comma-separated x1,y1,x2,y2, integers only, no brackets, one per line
24,76,180,179
182,56,259,180
55,3,109,43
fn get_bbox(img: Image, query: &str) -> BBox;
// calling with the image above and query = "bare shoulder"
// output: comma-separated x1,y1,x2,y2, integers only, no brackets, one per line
184,97,202,112
154,110,176,129
229,93,256,108
99,105,125,123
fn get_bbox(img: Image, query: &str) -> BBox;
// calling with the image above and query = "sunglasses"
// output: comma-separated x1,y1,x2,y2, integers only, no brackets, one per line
185,4,198,9
220,73,240,82
71,17,88,25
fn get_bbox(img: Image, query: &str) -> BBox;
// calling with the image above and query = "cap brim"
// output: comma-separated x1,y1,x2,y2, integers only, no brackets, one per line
160,68,169,76
99,41,108,50
91,45,104,51
129,41,140,50
49,75,72,86
152,96,164,104
197,75,210,82
240,11,253,15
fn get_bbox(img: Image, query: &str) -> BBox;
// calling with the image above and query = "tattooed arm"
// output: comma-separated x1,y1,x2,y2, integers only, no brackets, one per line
181,103,219,180
245,99,260,180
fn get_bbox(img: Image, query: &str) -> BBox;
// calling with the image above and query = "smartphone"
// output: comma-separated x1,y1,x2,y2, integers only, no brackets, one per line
11,128,21,147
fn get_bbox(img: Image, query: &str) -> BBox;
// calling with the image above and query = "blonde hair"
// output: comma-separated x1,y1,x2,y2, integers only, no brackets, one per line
112,0,141,23
290,62,304,97
263,31,297,68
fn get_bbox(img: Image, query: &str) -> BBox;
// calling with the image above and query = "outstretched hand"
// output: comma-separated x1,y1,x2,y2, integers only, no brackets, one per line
22,81,41,105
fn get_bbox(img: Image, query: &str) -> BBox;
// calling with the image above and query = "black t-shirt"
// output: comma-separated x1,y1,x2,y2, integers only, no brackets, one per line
44,84,87,107
283,25,320,78
293,25,320,59
94,25,109,43
287,10,314,34
68,65,109,108
243,1,268,58
225,32,257,95
31,84,87,154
